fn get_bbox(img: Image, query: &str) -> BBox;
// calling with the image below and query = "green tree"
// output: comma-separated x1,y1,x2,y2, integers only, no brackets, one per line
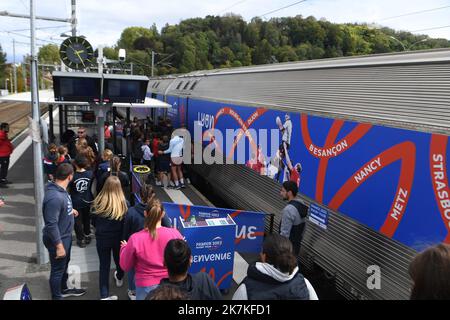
133,37,153,50
243,22,260,47
219,47,235,65
236,44,252,66
179,36,196,73
107,15,450,75
117,27,156,50
38,44,60,64
261,21,280,47
103,47,118,60
276,45,298,62
252,39,273,65
193,32,212,70
127,50,151,75
232,60,243,68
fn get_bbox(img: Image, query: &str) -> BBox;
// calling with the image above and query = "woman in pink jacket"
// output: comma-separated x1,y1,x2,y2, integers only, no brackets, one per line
120,200,182,300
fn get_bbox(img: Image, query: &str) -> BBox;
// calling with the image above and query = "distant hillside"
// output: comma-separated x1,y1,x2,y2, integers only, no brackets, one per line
40,14,450,77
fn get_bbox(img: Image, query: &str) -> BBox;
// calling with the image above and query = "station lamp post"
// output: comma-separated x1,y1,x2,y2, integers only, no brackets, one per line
409,39,429,50
388,36,406,51
389,36,430,51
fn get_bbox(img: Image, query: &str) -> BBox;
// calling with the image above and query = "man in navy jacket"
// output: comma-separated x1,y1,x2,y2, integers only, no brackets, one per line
42,163,86,299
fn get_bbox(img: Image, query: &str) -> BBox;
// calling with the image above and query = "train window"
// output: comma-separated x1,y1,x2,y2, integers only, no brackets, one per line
176,82,183,90
190,81,198,90
183,81,191,90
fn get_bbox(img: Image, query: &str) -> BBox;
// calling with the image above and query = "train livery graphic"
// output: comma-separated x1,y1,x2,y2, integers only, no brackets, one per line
147,50,450,299
185,100,449,251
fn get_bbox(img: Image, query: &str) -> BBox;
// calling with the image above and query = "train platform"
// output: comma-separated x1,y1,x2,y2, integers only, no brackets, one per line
0,123,257,300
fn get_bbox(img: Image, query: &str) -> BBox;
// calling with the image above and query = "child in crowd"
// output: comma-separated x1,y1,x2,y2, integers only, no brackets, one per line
58,145,71,163
69,155,94,248
43,144,64,181
76,138,96,169
91,176,128,300
97,156,130,199
121,184,171,300
158,136,171,188
141,137,154,168
96,149,113,182
152,134,161,186
120,201,182,300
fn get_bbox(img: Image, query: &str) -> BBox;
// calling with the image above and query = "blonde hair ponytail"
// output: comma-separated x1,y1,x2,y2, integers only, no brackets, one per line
144,200,164,239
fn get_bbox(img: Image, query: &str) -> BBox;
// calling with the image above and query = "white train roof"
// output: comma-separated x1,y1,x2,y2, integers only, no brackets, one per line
0,89,170,108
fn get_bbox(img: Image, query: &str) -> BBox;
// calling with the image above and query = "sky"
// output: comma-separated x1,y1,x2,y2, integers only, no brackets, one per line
1,0,450,63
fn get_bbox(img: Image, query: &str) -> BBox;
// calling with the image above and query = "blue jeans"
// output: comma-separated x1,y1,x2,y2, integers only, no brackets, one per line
43,236,72,300
96,238,124,299
128,269,136,291
136,284,158,300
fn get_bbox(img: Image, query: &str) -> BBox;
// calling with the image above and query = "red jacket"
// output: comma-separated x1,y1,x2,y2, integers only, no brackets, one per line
0,130,13,157
152,138,159,158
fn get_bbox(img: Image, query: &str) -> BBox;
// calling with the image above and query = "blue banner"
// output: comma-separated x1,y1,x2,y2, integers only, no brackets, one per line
178,215,236,289
163,202,265,253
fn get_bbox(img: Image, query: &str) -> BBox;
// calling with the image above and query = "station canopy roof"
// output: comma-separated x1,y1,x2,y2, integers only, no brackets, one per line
0,90,170,108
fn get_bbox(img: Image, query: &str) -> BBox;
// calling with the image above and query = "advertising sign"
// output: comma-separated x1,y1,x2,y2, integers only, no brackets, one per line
178,215,236,289
163,202,265,253
308,203,329,230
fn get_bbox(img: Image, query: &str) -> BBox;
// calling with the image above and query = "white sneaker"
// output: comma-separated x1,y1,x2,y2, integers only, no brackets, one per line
101,295,118,300
127,290,136,301
114,271,123,288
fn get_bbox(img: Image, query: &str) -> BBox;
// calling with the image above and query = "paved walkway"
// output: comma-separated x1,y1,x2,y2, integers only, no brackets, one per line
0,126,254,300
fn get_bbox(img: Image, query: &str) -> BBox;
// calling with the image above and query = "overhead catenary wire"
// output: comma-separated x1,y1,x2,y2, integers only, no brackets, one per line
219,0,249,14
19,0,29,11
5,25,67,33
0,30,60,45
410,24,450,33
379,5,450,21
259,0,307,18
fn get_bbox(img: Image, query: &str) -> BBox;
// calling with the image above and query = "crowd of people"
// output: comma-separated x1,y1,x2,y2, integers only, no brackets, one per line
40,120,216,300
129,117,188,190
1,117,450,300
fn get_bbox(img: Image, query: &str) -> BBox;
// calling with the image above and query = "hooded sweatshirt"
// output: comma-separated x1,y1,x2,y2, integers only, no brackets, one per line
43,153,66,176
122,202,172,241
0,129,13,157
150,273,223,300
96,160,110,181
232,262,311,300
163,136,184,158
42,182,74,246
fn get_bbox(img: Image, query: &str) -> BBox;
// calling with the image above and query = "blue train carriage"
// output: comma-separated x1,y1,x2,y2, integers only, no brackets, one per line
148,49,450,300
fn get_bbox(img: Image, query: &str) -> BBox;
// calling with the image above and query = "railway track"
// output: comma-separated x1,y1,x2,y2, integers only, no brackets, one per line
0,101,48,139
